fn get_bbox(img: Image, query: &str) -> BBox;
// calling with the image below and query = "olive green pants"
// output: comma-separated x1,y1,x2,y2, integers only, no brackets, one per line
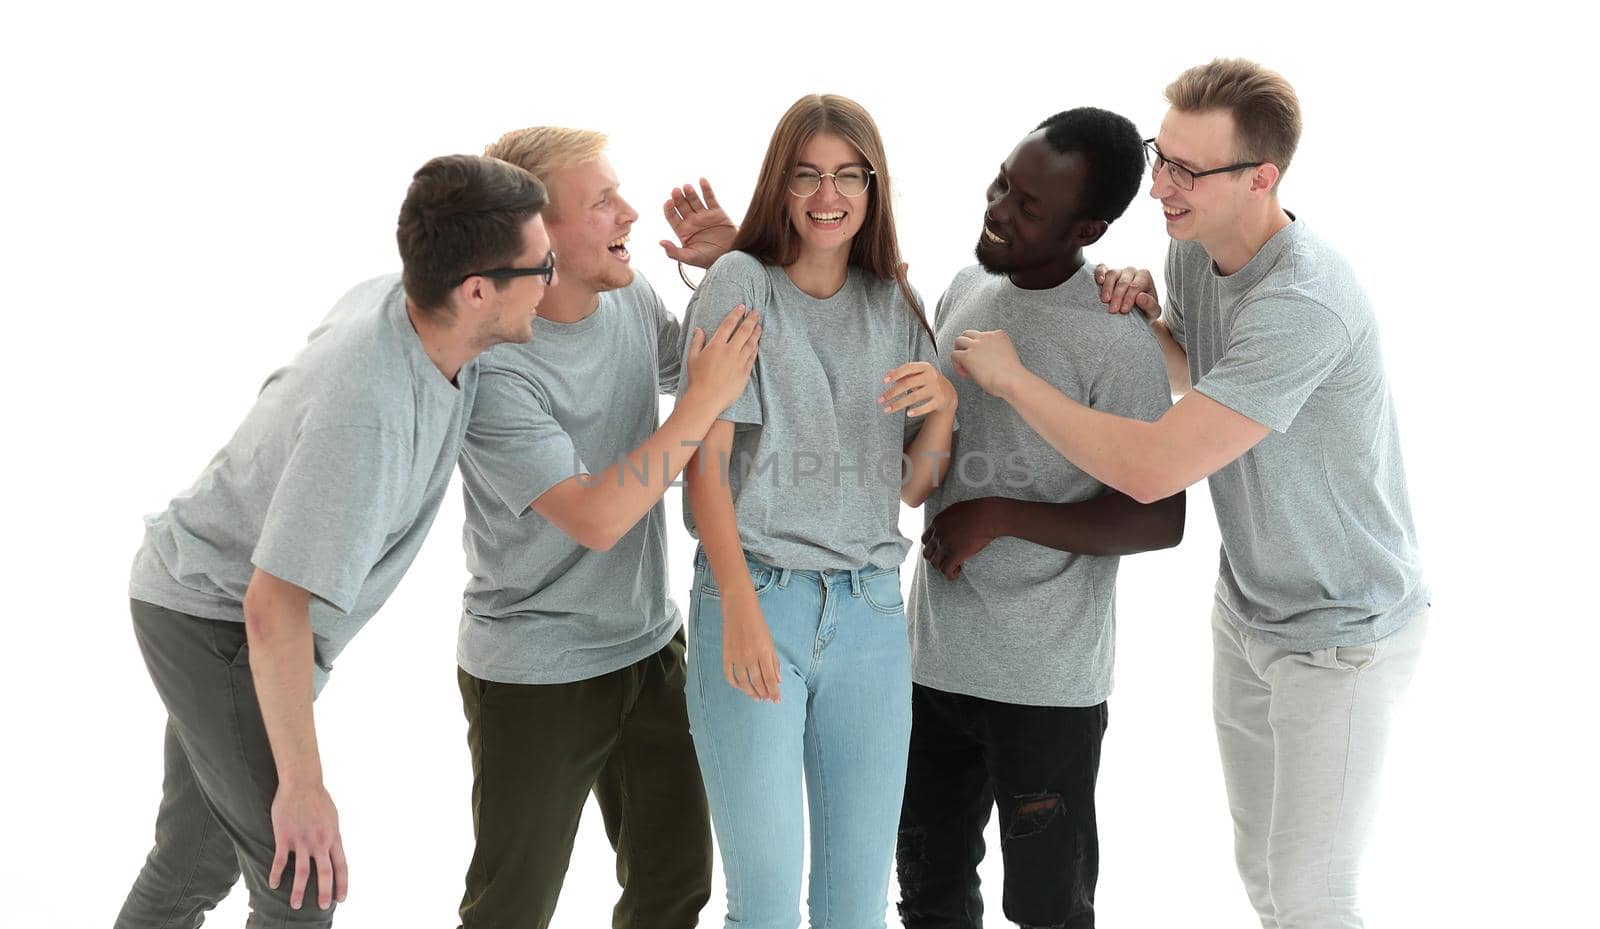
456,629,712,929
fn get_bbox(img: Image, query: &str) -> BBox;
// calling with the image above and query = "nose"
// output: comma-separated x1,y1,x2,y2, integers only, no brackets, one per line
986,191,1011,225
1149,166,1175,200
617,193,639,226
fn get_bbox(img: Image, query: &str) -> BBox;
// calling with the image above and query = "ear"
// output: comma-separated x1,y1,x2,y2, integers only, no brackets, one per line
1249,163,1281,199
1074,219,1109,249
456,274,489,309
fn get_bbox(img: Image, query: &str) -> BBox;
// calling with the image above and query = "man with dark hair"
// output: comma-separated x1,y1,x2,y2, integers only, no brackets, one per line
896,108,1185,929
117,154,552,929
956,60,1429,929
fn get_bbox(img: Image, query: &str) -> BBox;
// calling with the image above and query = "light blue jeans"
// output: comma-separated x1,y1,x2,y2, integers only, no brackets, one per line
685,548,913,929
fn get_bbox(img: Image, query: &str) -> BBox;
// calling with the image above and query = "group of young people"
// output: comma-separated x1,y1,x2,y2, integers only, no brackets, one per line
115,57,1428,929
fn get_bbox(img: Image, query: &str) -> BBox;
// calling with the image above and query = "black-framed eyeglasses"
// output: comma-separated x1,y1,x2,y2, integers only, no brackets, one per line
788,167,875,198
459,250,557,286
1143,139,1261,191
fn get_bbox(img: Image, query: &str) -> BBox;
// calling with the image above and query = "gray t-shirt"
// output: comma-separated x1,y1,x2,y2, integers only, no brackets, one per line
457,274,685,685
678,250,938,570
1163,217,1428,649
129,274,477,686
908,264,1171,707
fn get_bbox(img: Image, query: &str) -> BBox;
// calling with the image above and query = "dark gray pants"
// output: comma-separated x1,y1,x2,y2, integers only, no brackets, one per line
116,599,334,929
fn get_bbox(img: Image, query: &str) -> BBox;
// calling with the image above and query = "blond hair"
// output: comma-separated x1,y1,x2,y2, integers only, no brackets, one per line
484,127,608,215
1165,59,1302,180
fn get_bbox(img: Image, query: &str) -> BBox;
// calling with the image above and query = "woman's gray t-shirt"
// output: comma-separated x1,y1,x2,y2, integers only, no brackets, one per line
678,250,938,571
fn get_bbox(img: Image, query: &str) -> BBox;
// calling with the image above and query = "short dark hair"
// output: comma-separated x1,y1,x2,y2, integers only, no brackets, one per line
1034,107,1145,223
396,154,548,313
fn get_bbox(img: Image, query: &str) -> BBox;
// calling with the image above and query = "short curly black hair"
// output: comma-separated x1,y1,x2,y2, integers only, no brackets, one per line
1034,107,1145,223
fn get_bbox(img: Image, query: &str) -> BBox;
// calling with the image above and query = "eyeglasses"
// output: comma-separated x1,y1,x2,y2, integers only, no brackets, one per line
1143,139,1261,191
788,167,875,198
459,250,557,285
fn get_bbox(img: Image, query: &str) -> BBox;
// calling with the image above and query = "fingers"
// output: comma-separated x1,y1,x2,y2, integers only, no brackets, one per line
731,310,762,350
1134,291,1160,318
881,360,931,385
711,304,748,344
1109,270,1134,313
1099,265,1118,303
756,652,782,702
331,840,349,904
316,847,335,910
724,661,754,699
291,843,311,909
269,838,289,891
659,239,684,261
742,327,762,367
686,327,706,362
699,177,722,210
682,182,707,213
952,357,970,379
662,196,684,229
882,382,934,415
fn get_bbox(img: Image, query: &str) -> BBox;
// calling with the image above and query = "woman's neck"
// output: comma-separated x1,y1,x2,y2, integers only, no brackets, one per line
783,244,851,299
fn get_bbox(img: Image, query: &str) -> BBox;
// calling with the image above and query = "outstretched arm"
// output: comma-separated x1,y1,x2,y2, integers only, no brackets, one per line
921,490,1185,580
952,329,1269,504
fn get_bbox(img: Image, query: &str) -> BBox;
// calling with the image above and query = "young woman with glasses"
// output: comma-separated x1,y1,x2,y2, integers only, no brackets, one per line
677,93,957,928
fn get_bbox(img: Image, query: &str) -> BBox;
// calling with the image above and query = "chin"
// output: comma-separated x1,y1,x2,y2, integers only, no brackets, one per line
592,262,635,292
974,243,1012,276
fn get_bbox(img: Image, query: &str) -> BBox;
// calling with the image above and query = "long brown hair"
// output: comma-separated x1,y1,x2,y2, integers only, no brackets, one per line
732,94,934,346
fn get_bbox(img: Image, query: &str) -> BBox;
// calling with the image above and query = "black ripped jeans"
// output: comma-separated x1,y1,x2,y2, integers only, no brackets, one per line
896,684,1108,929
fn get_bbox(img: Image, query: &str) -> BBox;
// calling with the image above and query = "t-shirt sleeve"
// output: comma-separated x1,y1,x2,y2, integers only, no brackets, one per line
459,366,588,517
1192,294,1351,433
1091,323,1174,425
678,256,763,425
251,424,412,614
649,286,685,397
1160,245,1187,349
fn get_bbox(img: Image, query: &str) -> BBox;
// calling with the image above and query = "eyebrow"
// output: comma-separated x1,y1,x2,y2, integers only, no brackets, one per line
795,161,869,170
1154,143,1199,171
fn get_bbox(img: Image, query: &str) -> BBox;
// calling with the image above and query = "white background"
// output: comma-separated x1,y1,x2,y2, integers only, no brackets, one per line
1,2,1593,927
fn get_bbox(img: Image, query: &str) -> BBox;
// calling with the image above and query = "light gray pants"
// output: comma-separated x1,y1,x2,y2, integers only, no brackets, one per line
117,600,334,929
1212,606,1426,929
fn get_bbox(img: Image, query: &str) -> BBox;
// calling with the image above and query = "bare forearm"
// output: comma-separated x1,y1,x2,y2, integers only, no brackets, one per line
243,579,322,788
989,490,1185,555
685,424,758,605
1001,371,1180,504
1151,319,1191,397
574,393,722,544
901,409,956,506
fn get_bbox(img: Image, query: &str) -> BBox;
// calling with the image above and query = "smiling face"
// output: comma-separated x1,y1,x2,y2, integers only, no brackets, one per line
1149,108,1258,246
542,154,638,294
476,214,555,347
786,132,871,259
976,130,1101,288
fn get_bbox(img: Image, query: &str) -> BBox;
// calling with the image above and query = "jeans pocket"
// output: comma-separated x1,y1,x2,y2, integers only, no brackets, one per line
698,559,778,598
861,568,905,615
